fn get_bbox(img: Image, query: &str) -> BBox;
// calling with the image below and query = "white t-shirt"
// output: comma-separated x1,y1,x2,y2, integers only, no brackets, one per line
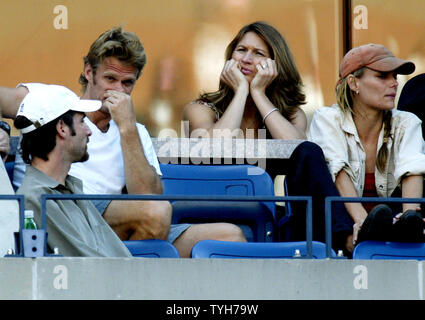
12,83,161,194
69,118,161,194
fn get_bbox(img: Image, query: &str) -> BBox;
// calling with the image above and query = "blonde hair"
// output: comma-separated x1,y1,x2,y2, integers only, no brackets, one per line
336,67,391,173
79,27,146,92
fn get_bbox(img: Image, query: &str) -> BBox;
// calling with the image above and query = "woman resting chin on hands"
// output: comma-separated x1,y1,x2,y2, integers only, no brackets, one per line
183,21,307,140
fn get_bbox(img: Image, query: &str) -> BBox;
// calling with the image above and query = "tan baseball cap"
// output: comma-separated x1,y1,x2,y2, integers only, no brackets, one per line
339,43,415,79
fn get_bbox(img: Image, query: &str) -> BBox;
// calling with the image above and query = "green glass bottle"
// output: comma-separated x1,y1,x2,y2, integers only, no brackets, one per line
24,210,37,230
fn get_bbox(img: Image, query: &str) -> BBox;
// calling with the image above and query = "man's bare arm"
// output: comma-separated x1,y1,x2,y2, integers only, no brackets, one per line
104,90,162,194
0,86,28,119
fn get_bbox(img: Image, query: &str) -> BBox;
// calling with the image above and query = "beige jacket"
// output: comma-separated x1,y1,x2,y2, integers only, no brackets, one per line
308,104,425,197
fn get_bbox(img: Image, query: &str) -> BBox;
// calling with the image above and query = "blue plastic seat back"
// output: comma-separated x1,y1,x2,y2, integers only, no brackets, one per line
171,201,275,242
160,164,275,215
5,136,19,191
191,240,333,259
159,164,276,242
353,241,425,260
5,161,14,184
123,239,180,258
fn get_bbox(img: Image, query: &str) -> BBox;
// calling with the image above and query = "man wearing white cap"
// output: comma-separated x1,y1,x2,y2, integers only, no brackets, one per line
15,84,132,257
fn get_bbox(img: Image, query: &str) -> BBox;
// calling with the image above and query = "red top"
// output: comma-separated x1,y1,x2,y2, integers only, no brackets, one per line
363,172,378,213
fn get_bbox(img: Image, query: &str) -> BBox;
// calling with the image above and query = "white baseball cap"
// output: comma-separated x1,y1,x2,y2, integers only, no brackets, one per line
16,84,101,134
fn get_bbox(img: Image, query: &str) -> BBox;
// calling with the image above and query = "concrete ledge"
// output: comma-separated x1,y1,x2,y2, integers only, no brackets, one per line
152,138,303,164
1,257,421,300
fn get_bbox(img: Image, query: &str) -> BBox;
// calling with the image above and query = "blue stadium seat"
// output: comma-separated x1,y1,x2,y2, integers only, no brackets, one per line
191,240,334,259
5,161,14,184
160,163,275,212
123,239,180,258
353,240,425,260
160,164,276,242
6,136,20,188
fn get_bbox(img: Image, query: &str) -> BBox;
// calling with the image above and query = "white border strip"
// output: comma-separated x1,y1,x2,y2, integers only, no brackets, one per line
418,261,423,300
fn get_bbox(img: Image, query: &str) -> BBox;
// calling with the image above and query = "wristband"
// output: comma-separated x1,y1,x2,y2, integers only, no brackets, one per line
0,121,11,136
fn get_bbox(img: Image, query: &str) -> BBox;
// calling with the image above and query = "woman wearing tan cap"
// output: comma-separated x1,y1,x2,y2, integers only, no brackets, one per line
309,43,425,251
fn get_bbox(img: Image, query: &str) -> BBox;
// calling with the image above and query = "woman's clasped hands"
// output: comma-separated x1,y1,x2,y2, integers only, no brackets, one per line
220,58,278,96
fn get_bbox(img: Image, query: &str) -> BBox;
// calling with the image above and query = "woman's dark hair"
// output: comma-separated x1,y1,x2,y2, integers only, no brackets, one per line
199,21,306,122
14,110,76,164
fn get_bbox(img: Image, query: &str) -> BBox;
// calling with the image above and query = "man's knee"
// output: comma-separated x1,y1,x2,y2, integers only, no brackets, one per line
141,201,172,239
103,200,172,240
173,222,246,258
207,223,247,242
129,200,172,240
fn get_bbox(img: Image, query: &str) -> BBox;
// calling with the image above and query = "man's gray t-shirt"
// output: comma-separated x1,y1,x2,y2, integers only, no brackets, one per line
17,166,132,257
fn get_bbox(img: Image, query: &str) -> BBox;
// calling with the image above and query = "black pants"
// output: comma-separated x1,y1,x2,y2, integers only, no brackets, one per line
283,141,353,251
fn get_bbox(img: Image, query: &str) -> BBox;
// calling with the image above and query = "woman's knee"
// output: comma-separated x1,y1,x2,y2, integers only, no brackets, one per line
292,141,324,160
